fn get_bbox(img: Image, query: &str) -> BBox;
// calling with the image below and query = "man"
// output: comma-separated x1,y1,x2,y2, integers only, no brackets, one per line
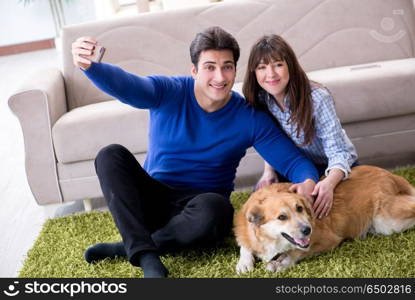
71,27,318,278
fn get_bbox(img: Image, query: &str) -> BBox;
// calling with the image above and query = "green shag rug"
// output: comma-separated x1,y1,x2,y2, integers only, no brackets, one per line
19,167,415,278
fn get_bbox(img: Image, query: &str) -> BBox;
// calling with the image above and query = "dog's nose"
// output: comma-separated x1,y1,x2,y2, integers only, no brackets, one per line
301,226,311,236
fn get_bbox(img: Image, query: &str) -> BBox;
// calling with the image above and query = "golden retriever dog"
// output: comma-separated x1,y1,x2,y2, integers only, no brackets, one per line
234,165,415,273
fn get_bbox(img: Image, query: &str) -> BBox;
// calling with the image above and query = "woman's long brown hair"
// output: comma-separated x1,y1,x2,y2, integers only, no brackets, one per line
243,34,315,146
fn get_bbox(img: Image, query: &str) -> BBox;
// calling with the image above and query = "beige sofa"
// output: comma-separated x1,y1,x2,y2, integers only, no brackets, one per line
8,0,415,207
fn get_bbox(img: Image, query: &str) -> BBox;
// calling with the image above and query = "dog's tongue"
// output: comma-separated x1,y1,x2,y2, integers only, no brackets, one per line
294,237,310,247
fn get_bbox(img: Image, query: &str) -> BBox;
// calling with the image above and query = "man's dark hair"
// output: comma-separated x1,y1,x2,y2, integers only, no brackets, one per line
190,26,240,68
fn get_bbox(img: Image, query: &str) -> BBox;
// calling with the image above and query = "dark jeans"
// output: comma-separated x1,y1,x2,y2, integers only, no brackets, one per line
94,144,234,266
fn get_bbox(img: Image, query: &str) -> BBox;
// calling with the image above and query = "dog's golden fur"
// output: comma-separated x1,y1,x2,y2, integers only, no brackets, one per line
234,165,415,273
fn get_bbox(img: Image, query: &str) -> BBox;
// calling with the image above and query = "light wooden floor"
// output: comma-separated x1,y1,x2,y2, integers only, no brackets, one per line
0,49,93,277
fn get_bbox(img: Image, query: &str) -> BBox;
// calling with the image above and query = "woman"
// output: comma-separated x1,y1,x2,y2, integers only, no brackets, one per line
243,34,358,219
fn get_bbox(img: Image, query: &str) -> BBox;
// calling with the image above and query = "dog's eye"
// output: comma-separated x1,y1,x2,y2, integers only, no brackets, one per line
277,214,287,221
296,206,303,213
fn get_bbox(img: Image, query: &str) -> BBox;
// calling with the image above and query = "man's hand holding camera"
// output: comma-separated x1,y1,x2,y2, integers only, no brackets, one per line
72,37,105,70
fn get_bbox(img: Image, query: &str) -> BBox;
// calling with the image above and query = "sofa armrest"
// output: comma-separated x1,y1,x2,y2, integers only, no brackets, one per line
8,68,67,205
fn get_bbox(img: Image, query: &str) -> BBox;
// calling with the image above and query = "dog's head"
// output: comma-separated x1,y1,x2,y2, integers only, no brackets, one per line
245,184,314,251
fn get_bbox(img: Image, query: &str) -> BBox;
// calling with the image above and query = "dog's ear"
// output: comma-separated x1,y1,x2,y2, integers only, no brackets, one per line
247,206,264,226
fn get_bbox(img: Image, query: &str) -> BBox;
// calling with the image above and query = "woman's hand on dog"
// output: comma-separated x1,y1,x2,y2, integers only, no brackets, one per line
311,179,334,219
312,168,345,218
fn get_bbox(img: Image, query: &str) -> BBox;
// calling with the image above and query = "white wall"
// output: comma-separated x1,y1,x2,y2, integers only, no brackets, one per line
0,0,96,47
0,0,55,46
62,0,96,26
161,0,212,10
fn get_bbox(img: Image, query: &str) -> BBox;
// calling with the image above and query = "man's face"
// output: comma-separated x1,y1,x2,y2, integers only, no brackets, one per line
191,49,236,107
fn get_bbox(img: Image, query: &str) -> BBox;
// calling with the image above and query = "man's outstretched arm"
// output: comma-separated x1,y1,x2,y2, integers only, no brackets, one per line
71,36,159,109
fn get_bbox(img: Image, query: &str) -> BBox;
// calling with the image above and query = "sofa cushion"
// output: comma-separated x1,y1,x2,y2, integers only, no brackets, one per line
53,100,148,164
308,58,415,124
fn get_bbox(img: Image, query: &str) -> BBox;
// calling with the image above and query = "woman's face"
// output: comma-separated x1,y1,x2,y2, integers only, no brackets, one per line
255,59,290,102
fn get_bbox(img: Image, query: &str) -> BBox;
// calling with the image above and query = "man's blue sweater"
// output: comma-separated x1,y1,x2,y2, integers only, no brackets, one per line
84,63,318,194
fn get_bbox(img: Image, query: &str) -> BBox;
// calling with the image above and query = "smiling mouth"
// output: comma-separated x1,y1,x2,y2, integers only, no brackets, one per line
281,232,310,249
266,80,280,85
210,83,227,89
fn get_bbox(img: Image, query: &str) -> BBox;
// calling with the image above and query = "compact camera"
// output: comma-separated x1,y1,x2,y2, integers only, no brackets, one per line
91,45,106,63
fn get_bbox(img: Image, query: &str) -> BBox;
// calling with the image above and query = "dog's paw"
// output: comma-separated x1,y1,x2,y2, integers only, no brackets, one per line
266,254,294,273
236,257,254,274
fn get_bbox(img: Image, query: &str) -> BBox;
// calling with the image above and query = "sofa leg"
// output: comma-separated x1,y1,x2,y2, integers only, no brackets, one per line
83,198,93,212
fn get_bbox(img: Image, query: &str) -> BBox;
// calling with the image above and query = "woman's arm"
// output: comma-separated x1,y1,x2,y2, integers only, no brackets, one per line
312,87,356,179
311,87,357,218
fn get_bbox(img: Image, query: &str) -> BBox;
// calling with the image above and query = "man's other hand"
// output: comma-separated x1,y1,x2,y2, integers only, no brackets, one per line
289,179,316,205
